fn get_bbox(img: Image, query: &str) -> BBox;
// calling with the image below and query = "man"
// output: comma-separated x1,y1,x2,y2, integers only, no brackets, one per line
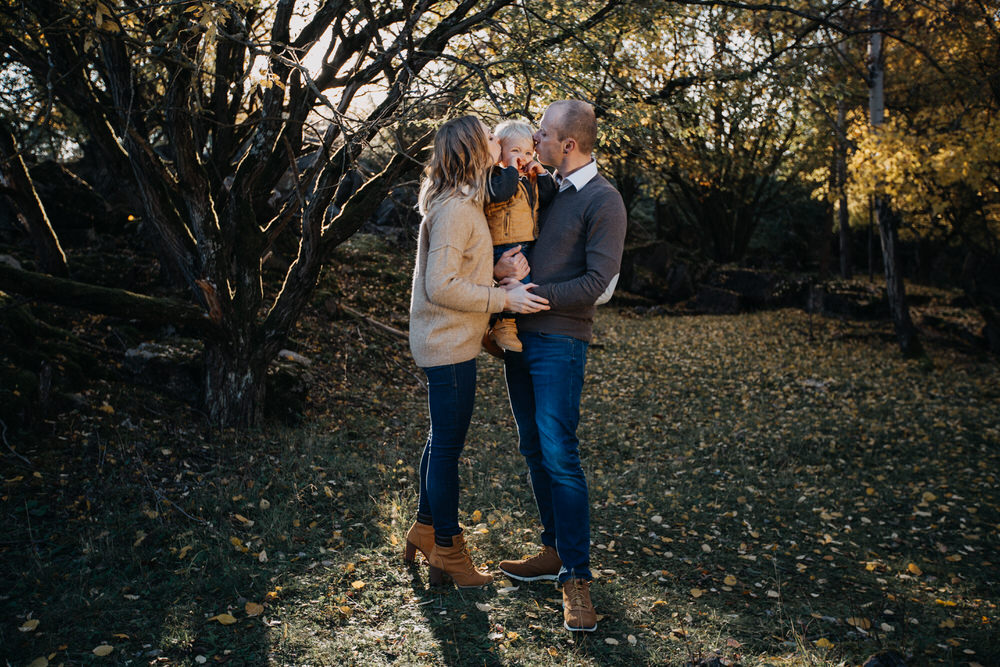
496,100,627,632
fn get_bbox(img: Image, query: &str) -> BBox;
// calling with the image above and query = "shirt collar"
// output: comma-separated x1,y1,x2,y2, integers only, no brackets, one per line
556,158,598,192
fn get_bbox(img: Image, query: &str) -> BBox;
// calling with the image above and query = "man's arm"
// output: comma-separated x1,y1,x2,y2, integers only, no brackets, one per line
532,194,627,308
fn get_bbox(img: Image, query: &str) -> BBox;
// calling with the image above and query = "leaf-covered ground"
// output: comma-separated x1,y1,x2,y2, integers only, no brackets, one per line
2,236,998,666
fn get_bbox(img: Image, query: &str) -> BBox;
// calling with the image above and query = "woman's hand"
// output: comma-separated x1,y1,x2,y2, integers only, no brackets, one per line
494,245,529,281
501,279,550,314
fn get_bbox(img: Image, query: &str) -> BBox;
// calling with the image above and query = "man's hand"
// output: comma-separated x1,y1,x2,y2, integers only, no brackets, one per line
494,245,529,281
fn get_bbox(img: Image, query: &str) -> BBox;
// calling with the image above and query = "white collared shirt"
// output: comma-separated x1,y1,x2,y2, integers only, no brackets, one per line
556,158,598,192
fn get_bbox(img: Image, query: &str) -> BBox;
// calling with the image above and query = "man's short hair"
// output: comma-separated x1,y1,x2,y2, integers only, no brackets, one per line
550,100,597,155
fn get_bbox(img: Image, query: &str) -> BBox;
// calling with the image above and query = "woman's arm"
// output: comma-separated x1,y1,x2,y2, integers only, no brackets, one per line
423,210,506,313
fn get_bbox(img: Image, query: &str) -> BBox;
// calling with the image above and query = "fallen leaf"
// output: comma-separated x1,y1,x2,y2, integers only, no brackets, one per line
723,575,738,586
471,509,482,522
245,602,264,616
815,637,834,648
908,563,923,576
476,602,492,612
27,658,47,667
351,580,366,589
208,613,237,625
605,637,619,645
19,619,39,632
847,617,872,629
690,588,704,598
93,645,114,656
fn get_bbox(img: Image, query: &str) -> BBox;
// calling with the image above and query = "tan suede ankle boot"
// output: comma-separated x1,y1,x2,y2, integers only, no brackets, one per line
490,317,523,352
427,533,493,588
403,521,435,564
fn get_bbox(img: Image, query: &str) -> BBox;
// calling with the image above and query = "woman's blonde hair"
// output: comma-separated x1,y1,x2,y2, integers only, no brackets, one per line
417,115,492,216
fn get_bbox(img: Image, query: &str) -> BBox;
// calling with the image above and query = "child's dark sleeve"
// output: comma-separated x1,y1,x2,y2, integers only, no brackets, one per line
536,172,557,209
487,165,519,203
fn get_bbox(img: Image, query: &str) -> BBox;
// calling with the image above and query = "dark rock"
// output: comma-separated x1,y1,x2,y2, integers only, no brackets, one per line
124,341,202,403
692,286,743,314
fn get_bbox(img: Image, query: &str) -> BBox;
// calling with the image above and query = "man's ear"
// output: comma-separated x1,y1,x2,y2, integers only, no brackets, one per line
563,138,576,154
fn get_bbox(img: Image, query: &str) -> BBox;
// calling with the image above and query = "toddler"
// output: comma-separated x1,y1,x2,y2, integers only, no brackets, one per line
485,120,556,352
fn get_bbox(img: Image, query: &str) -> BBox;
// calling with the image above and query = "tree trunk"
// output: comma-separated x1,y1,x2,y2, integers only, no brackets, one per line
874,197,921,355
0,263,209,328
869,0,921,356
203,339,274,428
836,98,852,279
0,123,69,277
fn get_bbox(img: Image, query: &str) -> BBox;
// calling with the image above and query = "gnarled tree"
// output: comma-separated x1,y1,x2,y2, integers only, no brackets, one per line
0,0,515,425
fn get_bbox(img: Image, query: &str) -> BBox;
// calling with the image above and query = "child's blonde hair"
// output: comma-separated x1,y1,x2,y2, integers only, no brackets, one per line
494,119,534,147
418,115,493,216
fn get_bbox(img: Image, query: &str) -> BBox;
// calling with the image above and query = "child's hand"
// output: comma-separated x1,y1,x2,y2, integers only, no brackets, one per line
524,160,546,176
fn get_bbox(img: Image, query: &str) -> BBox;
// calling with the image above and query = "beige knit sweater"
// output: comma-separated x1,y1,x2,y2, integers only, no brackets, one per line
409,197,507,368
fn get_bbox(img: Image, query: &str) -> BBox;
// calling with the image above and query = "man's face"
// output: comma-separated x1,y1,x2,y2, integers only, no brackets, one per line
500,136,535,172
532,107,563,167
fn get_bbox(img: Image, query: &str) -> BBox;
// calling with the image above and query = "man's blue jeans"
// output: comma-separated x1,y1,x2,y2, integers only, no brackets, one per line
417,359,477,545
504,331,591,582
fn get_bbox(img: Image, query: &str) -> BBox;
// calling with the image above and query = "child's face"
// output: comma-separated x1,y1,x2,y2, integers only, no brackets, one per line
499,136,535,172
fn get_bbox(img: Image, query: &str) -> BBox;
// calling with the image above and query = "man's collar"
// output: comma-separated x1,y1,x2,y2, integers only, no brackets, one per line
556,158,598,192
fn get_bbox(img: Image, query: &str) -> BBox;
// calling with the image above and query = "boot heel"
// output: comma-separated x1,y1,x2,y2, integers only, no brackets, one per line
428,565,444,585
403,540,418,564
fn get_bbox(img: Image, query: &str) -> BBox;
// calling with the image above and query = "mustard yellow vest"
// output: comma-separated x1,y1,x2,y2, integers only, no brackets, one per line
485,179,539,246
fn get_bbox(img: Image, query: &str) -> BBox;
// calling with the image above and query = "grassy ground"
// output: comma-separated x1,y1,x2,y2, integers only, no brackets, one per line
2,236,999,666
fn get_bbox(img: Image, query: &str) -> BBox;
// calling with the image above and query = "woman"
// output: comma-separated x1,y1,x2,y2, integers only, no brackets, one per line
404,115,549,588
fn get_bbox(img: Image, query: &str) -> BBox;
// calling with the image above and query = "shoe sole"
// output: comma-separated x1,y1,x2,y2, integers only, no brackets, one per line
498,567,559,582
564,621,597,632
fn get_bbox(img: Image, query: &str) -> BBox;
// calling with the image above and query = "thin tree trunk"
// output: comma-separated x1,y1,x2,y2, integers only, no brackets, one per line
869,0,921,356
836,98,852,279
0,124,68,277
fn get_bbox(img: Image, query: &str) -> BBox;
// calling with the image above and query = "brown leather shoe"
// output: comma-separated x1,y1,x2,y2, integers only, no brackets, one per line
402,521,435,564
427,533,493,589
490,317,523,352
562,578,597,632
498,545,561,581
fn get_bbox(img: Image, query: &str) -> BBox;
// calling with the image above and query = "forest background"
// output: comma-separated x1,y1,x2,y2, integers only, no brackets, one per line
1,1,998,665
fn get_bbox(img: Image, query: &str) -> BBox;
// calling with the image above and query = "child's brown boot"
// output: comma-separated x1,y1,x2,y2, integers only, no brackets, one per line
427,533,493,589
490,317,523,352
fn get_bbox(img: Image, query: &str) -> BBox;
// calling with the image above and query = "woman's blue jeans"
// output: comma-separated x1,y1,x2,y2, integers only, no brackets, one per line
416,358,477,544
503,331,591,582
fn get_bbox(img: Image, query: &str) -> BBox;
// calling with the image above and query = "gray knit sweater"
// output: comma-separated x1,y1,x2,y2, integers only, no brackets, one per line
517,172,627,342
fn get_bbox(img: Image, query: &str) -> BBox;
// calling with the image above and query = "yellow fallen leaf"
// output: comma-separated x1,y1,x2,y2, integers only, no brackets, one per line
939,619,955,628
935,598,957,606
234,514,254,526
230,537,243,548
98,404,115,414
345,562,356,573
27,658,48,667
178,545,193,559
815,638,834,648
245,602,264,616
471,509,482,522
389,534,399,546
351,580,366,590
847,617,871,629
19,619,40,632
690,588,703,598
652,600,667,606
339,605,352,616
93,645,114,656
723,575,737,586
908,563,923,576
113,633,129,639
208,613,237,625
548,647,559,657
